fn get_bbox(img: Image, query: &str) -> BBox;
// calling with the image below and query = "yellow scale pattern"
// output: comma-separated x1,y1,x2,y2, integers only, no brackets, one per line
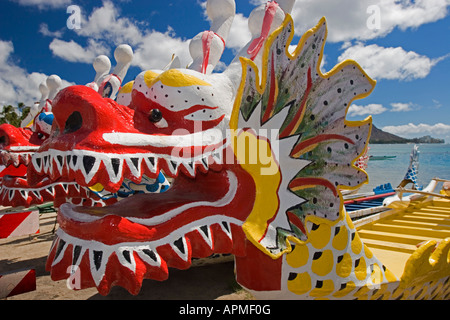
285,199,450,300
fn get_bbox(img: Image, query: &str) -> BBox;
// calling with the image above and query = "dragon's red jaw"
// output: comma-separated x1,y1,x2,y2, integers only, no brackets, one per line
46,165,255,295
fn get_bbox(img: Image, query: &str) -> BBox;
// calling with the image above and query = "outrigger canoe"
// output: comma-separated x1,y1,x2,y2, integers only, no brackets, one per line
369,155,397,161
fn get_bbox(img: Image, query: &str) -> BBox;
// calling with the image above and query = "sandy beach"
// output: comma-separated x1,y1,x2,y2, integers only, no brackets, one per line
1,212,253,300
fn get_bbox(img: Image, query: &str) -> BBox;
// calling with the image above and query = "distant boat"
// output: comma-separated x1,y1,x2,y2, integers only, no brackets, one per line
369,155,397,161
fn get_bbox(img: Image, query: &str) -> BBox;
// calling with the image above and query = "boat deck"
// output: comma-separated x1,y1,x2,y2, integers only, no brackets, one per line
357,198,450,278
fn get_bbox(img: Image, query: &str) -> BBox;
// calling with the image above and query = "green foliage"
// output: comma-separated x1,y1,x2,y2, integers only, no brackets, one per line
0,102,31,127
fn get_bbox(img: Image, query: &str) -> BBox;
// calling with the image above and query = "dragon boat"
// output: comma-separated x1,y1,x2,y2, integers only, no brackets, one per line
3,0,449,299
344,144,419,220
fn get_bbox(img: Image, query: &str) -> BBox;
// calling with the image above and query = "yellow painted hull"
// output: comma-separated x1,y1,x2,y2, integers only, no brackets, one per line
356,198,450,300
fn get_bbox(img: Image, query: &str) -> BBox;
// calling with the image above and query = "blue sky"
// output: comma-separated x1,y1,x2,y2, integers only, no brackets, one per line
1,0,449,141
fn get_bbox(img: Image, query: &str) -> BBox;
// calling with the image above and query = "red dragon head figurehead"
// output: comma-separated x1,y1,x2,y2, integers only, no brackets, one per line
0,77,106,209
30,66,259,294
0,123,35,178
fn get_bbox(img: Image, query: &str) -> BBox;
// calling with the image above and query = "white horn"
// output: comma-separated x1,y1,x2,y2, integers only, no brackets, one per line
189,0,235,74
93,55,112,85
207,0,236,40
47,75,62,102
112,44,134,83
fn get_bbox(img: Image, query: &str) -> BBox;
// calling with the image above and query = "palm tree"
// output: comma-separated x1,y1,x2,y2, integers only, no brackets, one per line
0,102,31,127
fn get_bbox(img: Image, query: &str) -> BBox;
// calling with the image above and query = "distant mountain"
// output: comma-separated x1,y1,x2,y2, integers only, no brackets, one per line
370,125,445,144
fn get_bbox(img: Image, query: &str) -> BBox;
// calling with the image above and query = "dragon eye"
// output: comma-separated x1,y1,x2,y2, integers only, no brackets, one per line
148,109,163,123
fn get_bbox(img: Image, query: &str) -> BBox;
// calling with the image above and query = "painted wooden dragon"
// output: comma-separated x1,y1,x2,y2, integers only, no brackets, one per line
6,0,449,299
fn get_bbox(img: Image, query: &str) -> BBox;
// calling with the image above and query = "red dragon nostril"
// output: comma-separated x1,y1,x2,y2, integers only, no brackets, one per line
64,111,83,134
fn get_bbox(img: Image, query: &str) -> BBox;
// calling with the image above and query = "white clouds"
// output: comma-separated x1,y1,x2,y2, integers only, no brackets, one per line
49,39,109,63
252,0,450,43
338,42,446,81
348,104,388,117
39,23,63,38
390,102,414,112
132,29,192,70
0,40,73,107
382,123,450,141
47,1,192,70
12,0,70,10
76,1,142,46
248,0,449,84
348,102,417,117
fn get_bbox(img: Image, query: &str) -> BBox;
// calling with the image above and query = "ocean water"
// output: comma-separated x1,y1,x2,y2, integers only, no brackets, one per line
359,143,450,193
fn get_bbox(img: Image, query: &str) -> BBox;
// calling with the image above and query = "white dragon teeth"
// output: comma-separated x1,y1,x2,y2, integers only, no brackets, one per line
0,182,84,205
171,236,189,261
0,150,34,167
31,148,225,183
50,219,237,288
196,225,213,249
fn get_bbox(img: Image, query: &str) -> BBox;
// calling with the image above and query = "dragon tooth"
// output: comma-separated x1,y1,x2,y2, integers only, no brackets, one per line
81,155,100,183
46,186,55,196
197,225,213,249
125,157,142,178
56,154,64,167
104,158,123,183
82,155,97,175
92,250,103,271
144,156,157,174
0,189,7,202
137,247,160,267
8,189,15,202
20,190,28,200
220,221,232,236
181,161,196,177
89,249,108,287
52,238,68,267
32,156,42,172
171,237,189,261
43,155,50,174
111,158,121,176
31,190,41,199
200,156,209,170
116,248,136,272
167,160,180,176
72,245,83,266
70,154,79,170
221,221,230,233
53,154,64,174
